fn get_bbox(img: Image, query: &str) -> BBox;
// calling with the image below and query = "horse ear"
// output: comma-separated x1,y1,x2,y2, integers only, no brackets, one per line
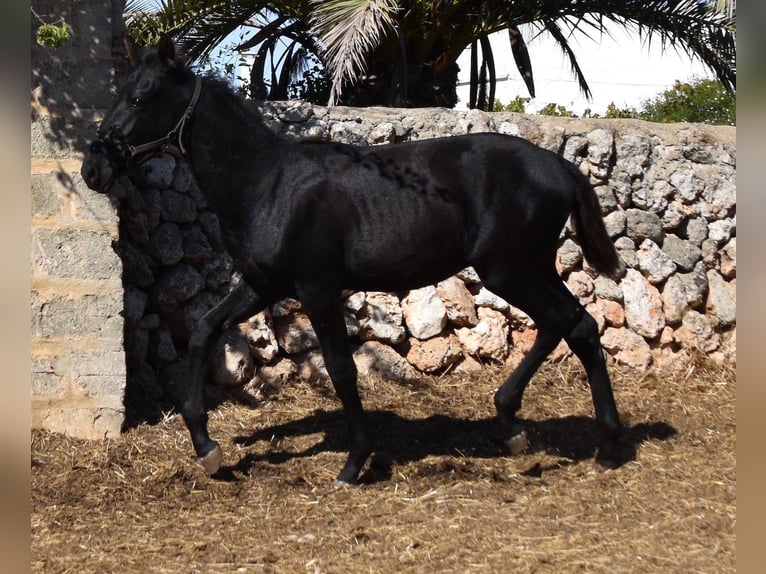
124,34,142,69
157,33,178,68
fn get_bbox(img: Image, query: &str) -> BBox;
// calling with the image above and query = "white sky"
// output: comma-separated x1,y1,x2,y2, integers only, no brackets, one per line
455,22,714,115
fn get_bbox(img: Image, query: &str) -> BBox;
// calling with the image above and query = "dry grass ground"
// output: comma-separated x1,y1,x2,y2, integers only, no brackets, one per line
31,357,735,573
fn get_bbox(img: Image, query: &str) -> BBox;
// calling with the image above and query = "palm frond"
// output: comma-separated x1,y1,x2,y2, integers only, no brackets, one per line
508,25,535,98
310,0,399,105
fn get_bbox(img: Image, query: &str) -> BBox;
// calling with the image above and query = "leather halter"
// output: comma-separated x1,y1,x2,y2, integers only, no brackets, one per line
123,75,202,159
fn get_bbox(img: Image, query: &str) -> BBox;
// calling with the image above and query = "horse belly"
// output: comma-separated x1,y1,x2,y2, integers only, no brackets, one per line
344,220,466,291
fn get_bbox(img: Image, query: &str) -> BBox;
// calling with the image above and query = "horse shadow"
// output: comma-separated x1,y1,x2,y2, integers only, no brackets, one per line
215,409,677,484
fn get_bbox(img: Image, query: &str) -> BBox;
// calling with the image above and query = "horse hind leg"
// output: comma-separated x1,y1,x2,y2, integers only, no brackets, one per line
564,307,623,465
484,269,622,464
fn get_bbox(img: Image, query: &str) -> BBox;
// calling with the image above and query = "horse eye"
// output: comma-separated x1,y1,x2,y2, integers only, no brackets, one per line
130,96,144,108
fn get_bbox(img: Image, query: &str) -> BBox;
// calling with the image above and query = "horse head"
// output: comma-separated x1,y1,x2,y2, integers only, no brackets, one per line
81,34,198,193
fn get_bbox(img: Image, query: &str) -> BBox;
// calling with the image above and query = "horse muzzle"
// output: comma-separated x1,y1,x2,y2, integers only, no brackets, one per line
80,138,128,193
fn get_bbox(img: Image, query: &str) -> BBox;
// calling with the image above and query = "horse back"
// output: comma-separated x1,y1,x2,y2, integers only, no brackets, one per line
238,132,577,294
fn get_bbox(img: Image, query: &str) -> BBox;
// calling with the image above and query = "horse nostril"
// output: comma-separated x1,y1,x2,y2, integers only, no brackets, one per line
81,161,98,186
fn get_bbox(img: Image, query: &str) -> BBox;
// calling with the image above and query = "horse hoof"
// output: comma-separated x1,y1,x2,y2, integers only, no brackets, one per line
505,429,528,456
333,479,354,489
199,444,223,475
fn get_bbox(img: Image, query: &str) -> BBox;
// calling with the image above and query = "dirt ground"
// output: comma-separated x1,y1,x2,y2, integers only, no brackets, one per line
31,357,735,573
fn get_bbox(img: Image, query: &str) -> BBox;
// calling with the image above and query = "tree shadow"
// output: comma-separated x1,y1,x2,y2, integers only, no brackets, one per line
215,409,677,484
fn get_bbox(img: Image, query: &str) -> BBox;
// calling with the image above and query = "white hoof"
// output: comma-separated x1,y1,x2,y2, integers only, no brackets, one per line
199,444,223,475
506,429,529,456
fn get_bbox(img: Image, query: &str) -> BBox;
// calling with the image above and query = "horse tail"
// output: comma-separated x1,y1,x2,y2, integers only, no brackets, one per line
565,161,623,279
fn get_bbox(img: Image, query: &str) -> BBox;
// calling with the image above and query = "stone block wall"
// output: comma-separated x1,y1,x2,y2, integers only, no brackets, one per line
31,0,126,438
108,101,735,425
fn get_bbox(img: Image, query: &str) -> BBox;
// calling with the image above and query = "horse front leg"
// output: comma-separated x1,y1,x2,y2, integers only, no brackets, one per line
301,293,371,486
183,278,264,474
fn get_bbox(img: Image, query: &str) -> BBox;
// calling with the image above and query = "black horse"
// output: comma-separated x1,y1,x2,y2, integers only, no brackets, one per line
82,36,624,485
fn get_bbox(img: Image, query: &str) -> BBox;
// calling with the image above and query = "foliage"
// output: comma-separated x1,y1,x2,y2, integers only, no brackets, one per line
537,103,577,118
603,103,641,119
493,96,530,113
287,61,332,103
32,6,73,49
639,79,735,125
35,22,72,48
493,78,735,126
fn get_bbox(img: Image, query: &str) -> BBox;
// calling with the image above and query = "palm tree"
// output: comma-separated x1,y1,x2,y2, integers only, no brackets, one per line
124,1,735,109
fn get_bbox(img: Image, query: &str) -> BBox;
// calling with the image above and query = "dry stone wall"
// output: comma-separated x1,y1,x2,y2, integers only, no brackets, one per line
111,102,735,422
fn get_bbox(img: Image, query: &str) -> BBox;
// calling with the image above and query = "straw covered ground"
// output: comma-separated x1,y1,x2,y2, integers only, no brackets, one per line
32,356,735,573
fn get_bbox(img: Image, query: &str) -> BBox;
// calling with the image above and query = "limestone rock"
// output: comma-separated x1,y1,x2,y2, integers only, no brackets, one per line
603,210,627,238
152,264,204,313
436,276,479,327
557,238,583,274
620,269,665,338
359,292,406,344
636,239,676,284
683,217,709,247
210,329,255,387
405,334,463,373
148,222,183,266
455,307,509,362
593,275,623,302
353,341,419,382
140,155,176,189
615,236,638,269
626,209,663,244
160,189,197,224
566,270,595,304
720,238,736,279
615,133,651,178
456,266,482,285
661,234,701,273
278,100,314,123
673,310,720,353
662,275,689,325
474,286,511,313
274,312,319,354
402,286,448,340
705,271,736,327
243,311,279,364
252,357,298,388
586,128,614,179
601,327,652,370
708,218,735,244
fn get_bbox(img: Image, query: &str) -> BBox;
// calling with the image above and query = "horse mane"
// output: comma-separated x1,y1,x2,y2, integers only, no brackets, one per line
198,73,273,135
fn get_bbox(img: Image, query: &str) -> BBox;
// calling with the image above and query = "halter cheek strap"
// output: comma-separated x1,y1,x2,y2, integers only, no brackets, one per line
124,75,202,158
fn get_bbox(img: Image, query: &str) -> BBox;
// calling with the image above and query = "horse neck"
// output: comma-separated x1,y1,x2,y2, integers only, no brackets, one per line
185,80,288,206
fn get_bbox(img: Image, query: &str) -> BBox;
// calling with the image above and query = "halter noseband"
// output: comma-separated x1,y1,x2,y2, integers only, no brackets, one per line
96,75,202,163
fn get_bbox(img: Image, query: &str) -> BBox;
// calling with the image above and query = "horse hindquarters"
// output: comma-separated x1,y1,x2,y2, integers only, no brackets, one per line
475,154,623,464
